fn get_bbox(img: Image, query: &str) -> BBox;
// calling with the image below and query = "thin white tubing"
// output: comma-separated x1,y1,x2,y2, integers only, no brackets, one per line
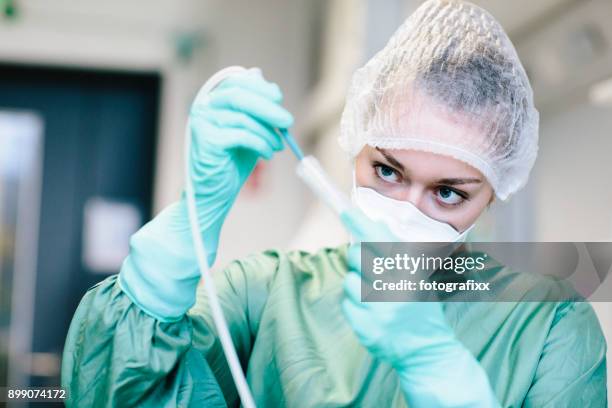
184,66,256,408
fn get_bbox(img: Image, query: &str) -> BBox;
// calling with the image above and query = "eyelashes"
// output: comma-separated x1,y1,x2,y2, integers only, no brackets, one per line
373,162,401,183
435,186,468,206
371,161,471,207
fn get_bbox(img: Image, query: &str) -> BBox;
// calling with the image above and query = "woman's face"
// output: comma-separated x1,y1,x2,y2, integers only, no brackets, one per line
355,146,494,233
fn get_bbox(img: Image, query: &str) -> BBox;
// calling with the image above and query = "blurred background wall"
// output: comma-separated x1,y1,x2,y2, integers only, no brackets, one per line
0,0,610,401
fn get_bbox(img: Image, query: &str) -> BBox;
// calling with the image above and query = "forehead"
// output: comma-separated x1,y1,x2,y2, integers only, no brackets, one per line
387,91,486,147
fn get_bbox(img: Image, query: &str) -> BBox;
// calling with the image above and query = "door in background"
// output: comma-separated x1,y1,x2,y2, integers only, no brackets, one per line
0,64,160,400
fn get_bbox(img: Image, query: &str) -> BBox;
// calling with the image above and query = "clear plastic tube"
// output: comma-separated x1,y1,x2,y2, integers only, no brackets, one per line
277,130,351,217
296,156,351,216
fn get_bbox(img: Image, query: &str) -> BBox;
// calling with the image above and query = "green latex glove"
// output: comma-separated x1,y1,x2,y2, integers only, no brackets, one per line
119,70,292,321
340,207,500,407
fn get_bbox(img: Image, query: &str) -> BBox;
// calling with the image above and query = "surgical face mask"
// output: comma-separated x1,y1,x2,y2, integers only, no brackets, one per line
351,185,474,243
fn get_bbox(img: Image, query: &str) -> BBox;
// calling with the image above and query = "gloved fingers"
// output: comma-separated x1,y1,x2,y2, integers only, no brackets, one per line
343,271,364,304
343,271,378,308
201,109,284,152
346,236,396,285
341,299,376,339
347,244,362,273
193,119,275,160
214,72,283,103
339,207,372,241
340,207,396,243
208,87,294,130
190,117,276,160
219,128,276,160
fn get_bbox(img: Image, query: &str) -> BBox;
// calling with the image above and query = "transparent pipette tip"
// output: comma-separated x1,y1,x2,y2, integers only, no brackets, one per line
296,156,351,215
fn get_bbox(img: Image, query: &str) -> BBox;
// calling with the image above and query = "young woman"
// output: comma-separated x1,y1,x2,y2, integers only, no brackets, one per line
62,1,606,406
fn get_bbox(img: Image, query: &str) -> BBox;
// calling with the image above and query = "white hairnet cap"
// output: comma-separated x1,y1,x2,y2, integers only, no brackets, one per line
339,0,539,201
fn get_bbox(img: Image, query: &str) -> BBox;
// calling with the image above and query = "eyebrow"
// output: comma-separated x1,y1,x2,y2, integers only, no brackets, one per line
436,178,483,186
376,148,405,172
375,148,482,186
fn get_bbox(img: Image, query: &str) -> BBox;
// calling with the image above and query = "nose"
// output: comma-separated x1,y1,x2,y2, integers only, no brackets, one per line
396,184,428,212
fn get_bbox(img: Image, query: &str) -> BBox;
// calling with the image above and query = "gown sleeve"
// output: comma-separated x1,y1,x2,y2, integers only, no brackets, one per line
522,301,607,407
61,251,280,408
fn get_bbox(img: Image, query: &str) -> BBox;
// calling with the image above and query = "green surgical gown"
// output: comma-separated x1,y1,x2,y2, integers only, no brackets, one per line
61,245,607,407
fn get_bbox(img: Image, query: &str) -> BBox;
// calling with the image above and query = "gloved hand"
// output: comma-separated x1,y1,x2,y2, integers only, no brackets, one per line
188,69,293,264
119,69,293,321
340,207,500,407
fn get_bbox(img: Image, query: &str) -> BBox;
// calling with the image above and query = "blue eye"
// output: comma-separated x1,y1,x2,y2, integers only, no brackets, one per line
437,187,465,205
375,164,400,183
